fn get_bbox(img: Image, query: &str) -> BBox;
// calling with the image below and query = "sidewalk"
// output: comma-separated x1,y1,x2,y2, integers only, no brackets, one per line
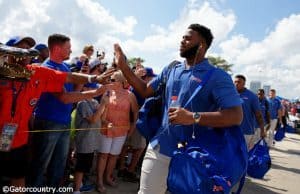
87,133,300,194
242,133,300,194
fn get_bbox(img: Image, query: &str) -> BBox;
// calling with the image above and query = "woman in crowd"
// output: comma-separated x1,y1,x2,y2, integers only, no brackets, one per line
96,71,139,193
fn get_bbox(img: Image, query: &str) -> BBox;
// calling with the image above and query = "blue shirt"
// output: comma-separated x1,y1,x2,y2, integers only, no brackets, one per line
34,59,74,124
255,98,269,127
149,59,242,157
239,89,261,135
268,97,282,119
130,87,145,107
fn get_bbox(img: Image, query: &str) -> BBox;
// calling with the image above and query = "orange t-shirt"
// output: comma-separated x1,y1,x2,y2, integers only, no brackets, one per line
101,89,131,137
0,65,67,148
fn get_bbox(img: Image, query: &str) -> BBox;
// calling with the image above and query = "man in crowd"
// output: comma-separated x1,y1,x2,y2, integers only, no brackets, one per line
27,34,115,192
256,89,271,143
114,24,245,194
234,75,265,150
31,43,49,63
0,36,113,192
268,89,283,146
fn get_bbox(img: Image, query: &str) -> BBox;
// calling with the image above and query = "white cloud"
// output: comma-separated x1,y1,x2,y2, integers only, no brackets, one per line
219,34,250,62
120,1,236,73
76,0,137,36
284,54,300,69
0,0,50,38
0,0,298,98
0,0,235,71
220,14,300,99
0,0,137,57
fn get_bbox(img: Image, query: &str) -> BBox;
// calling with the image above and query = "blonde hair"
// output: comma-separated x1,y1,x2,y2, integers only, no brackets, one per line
82,45,94,54
112,70,126,83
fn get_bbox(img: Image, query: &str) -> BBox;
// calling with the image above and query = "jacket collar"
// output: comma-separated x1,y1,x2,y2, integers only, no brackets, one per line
176,58,214,71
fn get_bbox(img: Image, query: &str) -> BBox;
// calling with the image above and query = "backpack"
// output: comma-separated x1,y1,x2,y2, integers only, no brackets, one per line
136,60,180,141
247,138,271,179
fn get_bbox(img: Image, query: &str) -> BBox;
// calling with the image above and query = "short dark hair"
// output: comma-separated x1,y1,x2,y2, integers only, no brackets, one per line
48,34,70,50
258,89,265,94
235,74,246,82
270,89,276,93
188,24,214,49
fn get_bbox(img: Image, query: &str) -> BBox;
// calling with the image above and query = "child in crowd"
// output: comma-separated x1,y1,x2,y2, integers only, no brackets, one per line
73,85,109,194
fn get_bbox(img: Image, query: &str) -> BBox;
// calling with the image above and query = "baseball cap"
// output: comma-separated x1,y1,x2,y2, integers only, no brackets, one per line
34,43,48,51
5,36,36,48
144,67,157,77
89,58,102,69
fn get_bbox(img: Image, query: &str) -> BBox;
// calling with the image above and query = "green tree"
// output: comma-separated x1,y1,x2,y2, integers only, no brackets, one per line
128,57,145,68
207,56,233,74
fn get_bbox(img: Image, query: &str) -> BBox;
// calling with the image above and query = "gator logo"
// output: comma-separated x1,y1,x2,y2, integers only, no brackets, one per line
190,75,202,83
29,98,38,106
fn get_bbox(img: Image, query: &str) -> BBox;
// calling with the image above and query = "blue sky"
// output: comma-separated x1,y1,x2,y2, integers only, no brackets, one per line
223,0,300,40
0,0,300,98
98,0,300,41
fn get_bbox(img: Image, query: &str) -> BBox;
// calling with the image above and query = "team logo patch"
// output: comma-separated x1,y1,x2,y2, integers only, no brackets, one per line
29,98,38,106
190,75,202,83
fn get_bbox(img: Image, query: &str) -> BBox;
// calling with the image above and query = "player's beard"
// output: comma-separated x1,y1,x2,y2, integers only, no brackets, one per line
180,44,200,58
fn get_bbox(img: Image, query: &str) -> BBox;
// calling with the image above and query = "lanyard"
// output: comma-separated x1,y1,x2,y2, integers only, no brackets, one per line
150,66,216,148
178,68,215,142
11,81,25,118
183,68,215,108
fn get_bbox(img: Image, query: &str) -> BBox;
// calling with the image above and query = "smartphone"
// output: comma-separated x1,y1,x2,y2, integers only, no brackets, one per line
81,59,89,73
84,58,89,66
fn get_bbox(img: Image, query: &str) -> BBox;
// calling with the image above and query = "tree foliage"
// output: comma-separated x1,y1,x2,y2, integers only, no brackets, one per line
127,57,145,68
208,56,233,74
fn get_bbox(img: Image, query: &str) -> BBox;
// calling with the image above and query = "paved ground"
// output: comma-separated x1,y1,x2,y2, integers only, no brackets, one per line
242,133,300,194
85,132,300,194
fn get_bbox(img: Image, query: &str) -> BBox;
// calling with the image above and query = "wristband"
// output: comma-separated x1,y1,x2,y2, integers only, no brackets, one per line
88,75,92,83
88,75,97,83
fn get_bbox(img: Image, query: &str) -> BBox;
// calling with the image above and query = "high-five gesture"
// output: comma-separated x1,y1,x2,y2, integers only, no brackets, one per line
113,44,127,69
113,43,154,98
95,67,116,83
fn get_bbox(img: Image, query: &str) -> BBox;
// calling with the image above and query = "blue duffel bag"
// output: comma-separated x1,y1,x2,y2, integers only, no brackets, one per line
274,126,285,141
247,139,271,179
285,125,296,133
167,126,248,194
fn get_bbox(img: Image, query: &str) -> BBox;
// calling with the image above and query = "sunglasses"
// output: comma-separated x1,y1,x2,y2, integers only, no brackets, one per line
110,78,116,82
